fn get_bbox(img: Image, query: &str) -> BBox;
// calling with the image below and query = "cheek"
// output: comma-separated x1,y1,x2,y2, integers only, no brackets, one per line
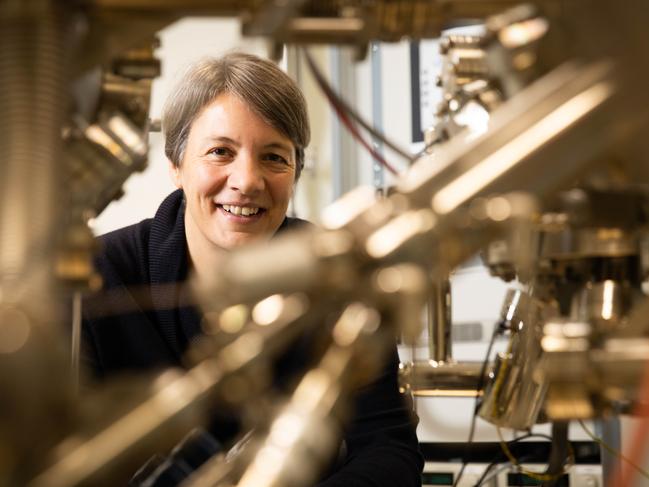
186,164,227,195
271,175,295,204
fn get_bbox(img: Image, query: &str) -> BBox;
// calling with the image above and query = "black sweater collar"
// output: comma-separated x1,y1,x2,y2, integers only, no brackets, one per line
147,189,310,358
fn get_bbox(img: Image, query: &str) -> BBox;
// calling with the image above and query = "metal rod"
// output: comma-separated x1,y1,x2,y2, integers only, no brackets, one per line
70,291,82,396
330,46,357,198
400,361,486,397
428,277,452,362
370,41,385,191
29,294,312,487
595,416,621,487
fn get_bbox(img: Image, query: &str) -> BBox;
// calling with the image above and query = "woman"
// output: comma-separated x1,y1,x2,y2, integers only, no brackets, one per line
82,52,423,486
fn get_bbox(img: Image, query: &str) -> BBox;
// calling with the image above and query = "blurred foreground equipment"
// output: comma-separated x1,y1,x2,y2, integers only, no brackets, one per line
2,0,649,486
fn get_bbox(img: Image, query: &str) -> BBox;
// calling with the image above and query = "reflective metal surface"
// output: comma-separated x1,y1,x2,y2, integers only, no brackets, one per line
3,0,649,485
399,361,486,398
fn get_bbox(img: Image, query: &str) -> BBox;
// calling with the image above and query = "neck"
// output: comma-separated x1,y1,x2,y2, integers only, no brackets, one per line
184,212,224,287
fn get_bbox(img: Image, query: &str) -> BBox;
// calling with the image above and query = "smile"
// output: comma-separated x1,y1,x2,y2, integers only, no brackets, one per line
221,204,262,217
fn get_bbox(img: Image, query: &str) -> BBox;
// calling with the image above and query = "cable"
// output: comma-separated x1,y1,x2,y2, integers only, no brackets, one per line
472,433,553,487
578,419,649,482
302,49,399,175
475,461,512,487
334,93,400,176
302,49,404,175
545,421,570,483
451,322,502,487
302,47,415,163
495,426,574,482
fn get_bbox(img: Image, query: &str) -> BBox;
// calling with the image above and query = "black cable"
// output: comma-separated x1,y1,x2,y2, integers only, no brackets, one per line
542,422,569,487
451,322,502,487
472,433,554,487
301,49,413,173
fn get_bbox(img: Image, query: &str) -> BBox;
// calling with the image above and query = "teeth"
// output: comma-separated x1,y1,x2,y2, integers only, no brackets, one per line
241,207,259,216
222,204,260,216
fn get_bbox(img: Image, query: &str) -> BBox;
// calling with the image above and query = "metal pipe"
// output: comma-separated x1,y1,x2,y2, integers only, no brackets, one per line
398,60,616,212
428,277,452,362
330,46,357,199
0,2,73,484
0,0,63,315
595,417,621,487
234,303,387,487
399,361,486,397
29,294,312,487
370,41,385,191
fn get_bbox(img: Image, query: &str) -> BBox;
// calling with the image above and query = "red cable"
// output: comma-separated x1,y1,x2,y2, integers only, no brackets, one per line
303,50,401,176
330,95,400,176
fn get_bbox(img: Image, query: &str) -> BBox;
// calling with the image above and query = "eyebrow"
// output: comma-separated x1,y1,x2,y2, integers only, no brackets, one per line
263,142,293,153
203,136,293,153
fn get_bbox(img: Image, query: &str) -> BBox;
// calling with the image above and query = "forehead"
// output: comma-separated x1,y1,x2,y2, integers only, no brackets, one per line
189,93,293,148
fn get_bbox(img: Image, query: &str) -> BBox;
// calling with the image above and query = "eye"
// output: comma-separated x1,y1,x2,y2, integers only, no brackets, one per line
263,153,289,165
207,147,233,158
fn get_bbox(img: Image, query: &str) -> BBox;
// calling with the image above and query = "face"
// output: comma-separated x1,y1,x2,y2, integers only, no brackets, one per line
170,93,296,252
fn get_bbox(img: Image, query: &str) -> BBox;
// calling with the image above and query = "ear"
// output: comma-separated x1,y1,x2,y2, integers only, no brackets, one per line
168,160,182,189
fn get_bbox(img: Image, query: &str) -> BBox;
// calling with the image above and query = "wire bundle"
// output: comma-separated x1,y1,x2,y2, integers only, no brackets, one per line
301,48,416,177
452,323,502,487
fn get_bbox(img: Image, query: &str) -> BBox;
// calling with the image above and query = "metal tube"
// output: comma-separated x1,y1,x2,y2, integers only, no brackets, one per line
428,277,452,362
399,361,486,397
235,303,387,487
399,60,616,212
595,417,621,487
330,46,357,199
70,291,82,396
370,41,385,191
0,0,63,315
29,294,312,487
0,2,73,484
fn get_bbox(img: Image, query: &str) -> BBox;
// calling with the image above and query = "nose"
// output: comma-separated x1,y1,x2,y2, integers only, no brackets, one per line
227,151,265,195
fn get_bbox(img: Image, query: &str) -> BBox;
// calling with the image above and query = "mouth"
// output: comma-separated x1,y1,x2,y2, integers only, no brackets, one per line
217,203,266,218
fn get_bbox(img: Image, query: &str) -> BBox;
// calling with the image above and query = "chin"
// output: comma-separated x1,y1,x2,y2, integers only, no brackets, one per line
214,233,265,250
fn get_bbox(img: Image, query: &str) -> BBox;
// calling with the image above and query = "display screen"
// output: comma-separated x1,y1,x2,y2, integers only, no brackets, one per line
422,472,454,485
507,473,570,486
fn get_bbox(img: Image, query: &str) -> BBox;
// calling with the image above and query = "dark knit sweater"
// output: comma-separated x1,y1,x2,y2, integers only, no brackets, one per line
82,189,423,486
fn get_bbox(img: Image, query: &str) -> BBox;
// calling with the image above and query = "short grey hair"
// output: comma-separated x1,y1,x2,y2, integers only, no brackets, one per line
162,52,310,180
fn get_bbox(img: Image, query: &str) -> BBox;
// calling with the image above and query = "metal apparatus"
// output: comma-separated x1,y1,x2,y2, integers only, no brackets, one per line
477,186,649,425
401,4,649,432
2,0,649,486
478,289,555,429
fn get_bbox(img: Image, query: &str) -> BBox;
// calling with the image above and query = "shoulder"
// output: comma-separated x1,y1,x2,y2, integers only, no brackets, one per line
95,219,153,287
95,189,186,287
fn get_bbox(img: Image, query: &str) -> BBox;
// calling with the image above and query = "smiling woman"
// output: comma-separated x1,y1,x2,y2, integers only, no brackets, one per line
163,53,309,180
81,52,423,487
170,93,296,257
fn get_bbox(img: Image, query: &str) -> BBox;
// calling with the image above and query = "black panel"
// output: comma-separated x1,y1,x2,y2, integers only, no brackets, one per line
410,41,423,143
419,442,600,464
